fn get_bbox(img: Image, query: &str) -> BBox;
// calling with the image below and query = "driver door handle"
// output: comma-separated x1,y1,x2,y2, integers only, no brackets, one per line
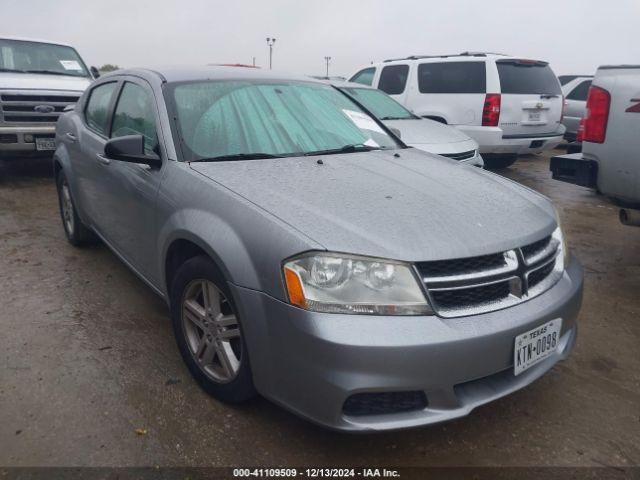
96,153,111,165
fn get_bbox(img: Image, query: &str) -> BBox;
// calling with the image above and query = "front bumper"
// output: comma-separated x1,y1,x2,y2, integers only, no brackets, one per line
232,256,583,432
0,125,56,154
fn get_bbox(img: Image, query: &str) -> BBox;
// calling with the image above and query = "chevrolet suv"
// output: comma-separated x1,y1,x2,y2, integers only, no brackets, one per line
349,52,566,169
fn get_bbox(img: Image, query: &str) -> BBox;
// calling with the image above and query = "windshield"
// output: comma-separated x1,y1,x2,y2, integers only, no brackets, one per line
168,80,399,161
344,87,415,120
0,39,90,78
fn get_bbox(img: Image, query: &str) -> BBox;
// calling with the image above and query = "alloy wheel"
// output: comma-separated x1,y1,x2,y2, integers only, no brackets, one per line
181,279,242,383
61,180,75,236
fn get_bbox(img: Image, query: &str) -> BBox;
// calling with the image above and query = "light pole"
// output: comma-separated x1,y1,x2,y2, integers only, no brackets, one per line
324,56,331,78
266,37,276,69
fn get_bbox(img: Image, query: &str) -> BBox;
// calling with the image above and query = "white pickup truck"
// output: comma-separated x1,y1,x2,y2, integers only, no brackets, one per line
551,65,640,226
0,37,94,157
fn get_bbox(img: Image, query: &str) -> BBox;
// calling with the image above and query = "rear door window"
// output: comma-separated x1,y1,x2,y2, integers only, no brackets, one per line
567,80,592,101
378,64,409,95
349,67,376,86
85,82,118,136
417,62,486,93
497,61,561,95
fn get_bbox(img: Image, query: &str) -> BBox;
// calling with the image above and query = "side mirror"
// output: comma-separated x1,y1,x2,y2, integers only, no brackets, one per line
104,135,161,168
389,127,402,139
90,66,100,79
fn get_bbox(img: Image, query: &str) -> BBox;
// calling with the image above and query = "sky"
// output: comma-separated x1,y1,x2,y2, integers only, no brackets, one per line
3,0,638,77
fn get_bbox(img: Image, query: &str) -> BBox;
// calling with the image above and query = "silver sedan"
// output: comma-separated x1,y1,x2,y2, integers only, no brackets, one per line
53,67,583,431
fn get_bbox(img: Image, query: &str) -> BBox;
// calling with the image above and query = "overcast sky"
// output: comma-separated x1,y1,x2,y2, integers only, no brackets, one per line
3,0,638,77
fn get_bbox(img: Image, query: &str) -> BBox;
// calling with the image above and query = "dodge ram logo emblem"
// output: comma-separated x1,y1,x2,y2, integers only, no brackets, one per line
34,105,55,114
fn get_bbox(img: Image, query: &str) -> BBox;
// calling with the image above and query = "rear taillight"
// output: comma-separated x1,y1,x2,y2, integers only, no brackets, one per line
482,94,501,127
576,118,585,142
582,86,611,143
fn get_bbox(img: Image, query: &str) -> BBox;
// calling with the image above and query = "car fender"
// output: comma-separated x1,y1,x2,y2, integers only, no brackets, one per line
157,208,261,296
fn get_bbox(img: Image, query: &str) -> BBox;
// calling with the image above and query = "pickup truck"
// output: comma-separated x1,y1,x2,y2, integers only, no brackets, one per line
550,65,640,226
0,37,94,157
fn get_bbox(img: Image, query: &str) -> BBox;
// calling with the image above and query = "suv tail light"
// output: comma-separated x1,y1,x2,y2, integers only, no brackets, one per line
582,86,611,143
482,94,501,127
576,118,585,142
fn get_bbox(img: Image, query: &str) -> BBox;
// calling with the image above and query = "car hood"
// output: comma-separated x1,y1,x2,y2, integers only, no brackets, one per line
384,118,472,145
190,149,556,261
0,72,91,92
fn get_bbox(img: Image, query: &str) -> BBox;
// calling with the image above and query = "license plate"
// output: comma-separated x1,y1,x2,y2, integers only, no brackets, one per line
514,319,562,376
527,111,542,122
35,137,56,151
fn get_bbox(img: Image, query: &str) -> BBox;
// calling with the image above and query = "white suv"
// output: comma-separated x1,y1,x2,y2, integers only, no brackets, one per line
349,53,566,168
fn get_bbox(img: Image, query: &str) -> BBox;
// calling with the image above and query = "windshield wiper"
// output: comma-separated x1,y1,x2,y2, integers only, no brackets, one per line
189,152,283,162
380,115,413,120
303,144,381,156
24,69,86,77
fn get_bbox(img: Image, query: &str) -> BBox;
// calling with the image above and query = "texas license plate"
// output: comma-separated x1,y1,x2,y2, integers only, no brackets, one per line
35,137,56,151
514,319,562,376
528,111,542,122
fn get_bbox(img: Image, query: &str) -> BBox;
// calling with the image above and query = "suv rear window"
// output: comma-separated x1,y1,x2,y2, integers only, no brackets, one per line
378,65,409,95
417,62,486,94
567,80,592,101
497,61,561,95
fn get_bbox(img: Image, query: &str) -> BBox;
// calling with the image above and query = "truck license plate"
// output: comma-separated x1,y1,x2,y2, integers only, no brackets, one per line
514,319,562,376
35,137,56,151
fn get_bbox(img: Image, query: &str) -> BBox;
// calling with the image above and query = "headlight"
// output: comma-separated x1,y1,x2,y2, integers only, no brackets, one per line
552,217,569,270
283,253,432,315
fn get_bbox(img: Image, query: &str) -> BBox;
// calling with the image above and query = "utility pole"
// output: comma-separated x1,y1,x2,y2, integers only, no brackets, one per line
266,37,276,69
324,56,331,78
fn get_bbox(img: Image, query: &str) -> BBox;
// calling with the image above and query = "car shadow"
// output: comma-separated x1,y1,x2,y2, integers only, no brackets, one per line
0,155,54,186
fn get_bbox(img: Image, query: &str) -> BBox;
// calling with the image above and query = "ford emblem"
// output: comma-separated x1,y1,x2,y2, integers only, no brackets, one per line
34,105,55,114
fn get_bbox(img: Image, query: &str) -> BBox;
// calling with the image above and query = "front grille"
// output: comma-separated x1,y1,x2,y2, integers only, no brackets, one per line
0,134,18,144
441,149,476,161
417,253,506,278
417,234,561,317
528,260,555,289
0,92,80,125
431,281,511,310
343,391,428,416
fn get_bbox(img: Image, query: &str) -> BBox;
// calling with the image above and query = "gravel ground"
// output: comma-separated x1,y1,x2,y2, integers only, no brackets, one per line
0,151,638,468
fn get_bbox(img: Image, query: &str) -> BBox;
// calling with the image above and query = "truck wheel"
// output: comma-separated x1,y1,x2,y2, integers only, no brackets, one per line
484,155,518,170
170,255,257,404
55,171,96,246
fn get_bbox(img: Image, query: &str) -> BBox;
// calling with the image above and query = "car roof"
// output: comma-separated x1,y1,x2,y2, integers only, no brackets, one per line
375,52,549,66
0,36,76,48
104,66,327,84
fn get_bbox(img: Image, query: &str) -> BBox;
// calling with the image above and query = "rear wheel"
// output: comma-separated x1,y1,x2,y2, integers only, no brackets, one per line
55,171,96,246
483,154,517,170
170,255,256,403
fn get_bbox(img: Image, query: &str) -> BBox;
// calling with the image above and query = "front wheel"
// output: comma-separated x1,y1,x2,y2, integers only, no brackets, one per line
170,255,256,403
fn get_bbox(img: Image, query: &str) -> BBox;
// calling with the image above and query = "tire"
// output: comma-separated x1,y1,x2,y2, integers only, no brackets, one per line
170,255,256,403
483,155,518,170
55,170,96,246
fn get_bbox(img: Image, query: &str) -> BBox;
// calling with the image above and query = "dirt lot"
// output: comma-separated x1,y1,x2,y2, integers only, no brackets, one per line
0,151,639,468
